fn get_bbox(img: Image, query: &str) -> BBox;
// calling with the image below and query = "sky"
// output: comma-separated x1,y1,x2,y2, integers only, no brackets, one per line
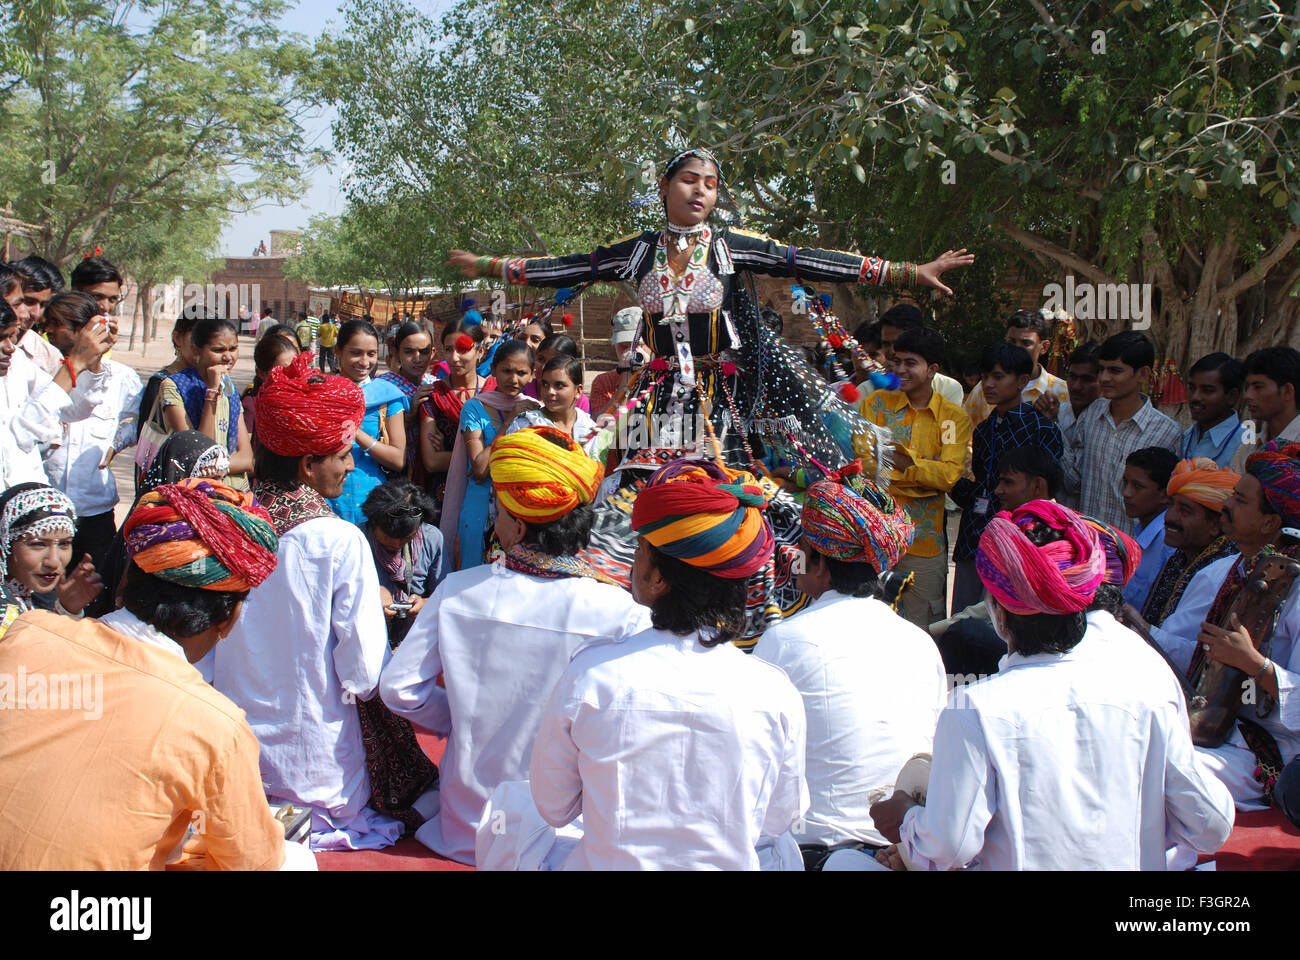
218,0,452,257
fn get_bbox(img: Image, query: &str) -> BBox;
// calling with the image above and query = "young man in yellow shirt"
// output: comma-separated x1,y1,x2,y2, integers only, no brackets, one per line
854,326,971,627
317,314,339,373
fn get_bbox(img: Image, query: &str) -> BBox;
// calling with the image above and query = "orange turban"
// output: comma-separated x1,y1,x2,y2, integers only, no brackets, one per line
1166,457,1238,512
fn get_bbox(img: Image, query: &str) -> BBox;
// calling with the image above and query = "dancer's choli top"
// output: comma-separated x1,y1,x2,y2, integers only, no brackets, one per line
496,226,898,466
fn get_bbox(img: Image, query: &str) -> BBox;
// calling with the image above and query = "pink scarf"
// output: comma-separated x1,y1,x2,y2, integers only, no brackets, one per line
437,389,540,558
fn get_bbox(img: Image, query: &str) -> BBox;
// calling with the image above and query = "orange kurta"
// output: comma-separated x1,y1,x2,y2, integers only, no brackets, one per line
0,611,283,870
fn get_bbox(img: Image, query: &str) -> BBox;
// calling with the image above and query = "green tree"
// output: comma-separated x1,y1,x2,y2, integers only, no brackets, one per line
0,0,324,271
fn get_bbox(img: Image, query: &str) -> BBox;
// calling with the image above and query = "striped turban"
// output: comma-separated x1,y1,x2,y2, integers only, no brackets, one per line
802,460,914,572
1245,441,1300,527
1081,516,1141,587
1166,458,1238,512
631,458,774,579
256,351,365,457
489,425,604,524
124,478,278,591
976,500,1105,615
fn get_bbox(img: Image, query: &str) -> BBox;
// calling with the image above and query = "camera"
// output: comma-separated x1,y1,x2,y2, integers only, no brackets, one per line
389,601,414,618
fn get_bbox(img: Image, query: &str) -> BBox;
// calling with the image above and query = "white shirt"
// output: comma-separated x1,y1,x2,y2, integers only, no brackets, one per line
529,626,808,870
42,358,143,515
99,608,188,662
1,350,108,490
752,591,947,846
18,328,63,376
213,514,389,834
380,563,650,864
898,614,1234,870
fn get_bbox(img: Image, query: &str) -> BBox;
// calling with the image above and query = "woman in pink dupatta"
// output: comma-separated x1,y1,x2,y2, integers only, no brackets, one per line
438,340,539,570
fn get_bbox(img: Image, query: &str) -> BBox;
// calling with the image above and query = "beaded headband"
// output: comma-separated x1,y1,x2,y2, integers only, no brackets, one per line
0,486,77,582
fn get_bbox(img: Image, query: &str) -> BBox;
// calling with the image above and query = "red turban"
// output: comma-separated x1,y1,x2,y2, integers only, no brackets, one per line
976,500,1105,615
255,352,365,457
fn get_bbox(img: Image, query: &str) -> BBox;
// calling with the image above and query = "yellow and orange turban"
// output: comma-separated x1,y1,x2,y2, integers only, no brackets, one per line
489,425,604,524
630,458,774,579
123,478,278,591
1166,457,1238,512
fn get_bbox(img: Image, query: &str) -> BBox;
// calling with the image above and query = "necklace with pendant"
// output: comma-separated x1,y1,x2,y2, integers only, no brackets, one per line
666,220,706,252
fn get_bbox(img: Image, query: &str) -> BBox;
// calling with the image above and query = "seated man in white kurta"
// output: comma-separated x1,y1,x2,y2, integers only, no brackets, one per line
752,466,946,868
380,426,649,865
868,500,1233,870
213,355,427,850
476,459,808,870
1174,443,1300,808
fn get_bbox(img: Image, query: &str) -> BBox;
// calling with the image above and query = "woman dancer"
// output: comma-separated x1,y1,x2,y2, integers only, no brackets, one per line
0,484,101,633
450,147,971,636
327,320,409,524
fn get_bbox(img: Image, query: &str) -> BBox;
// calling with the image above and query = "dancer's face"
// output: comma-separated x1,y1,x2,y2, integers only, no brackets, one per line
660,158,718,227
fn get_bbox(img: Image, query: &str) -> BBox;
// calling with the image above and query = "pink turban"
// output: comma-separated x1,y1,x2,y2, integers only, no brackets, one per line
976,500,1105,615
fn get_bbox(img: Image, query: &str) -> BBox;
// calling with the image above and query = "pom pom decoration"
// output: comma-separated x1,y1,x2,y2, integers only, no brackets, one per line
836,381,861,403
827,333,844,349
460,298,476,311
454,334,474,353
869,370,900,391
555,287,574,305
649,357,670,372
721,361,738,376
818,293,832,309
562,312,574,327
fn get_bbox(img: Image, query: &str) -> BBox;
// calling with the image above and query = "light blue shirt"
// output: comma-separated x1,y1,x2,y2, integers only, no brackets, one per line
1181,412,1242,468
1122,510,1176,610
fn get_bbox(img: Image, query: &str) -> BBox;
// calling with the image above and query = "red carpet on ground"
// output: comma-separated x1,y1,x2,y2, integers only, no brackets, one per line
316,731,1300,871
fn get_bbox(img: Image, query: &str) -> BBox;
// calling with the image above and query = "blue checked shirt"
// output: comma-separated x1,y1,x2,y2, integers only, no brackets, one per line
951,402,1064,562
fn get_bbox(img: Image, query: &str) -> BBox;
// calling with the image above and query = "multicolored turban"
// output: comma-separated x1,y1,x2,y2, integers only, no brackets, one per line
1081,516,1141,587
801,460,914,572
976,500,1105,615
1166,457,1238,512
0,483,76,583
630,458,773,579
123,478,278,591
255,351,365,458
1245,441,1300,528
489,426,604,524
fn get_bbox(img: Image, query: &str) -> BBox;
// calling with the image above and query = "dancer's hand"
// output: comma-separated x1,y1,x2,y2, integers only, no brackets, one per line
916,249,975,297
876,844,908,871
447,250,480,278
58,554,103,615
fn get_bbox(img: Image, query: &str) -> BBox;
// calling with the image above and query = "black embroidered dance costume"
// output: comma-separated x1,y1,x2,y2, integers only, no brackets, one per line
493,225,918,640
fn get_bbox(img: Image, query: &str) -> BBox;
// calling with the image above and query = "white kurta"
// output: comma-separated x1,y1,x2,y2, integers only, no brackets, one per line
1148,553,1237,671
898,614,1234,870
379,563,650,864
1,350,107,490
1147,551,1300,805
524,626,809,870
752,591,947,846
213,514,394,848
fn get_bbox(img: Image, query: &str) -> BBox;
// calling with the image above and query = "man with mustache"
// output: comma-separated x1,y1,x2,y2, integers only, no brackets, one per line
1121,459,1237,632
1148,444,1300,807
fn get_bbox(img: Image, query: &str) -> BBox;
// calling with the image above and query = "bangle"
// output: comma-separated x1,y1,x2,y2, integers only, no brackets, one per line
1254,658,1273,683
475,256,493,276
364,436,378,452
60,356,78,388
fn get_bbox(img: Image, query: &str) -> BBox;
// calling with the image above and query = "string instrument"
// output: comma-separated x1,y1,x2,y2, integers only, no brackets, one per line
1187,554,1300,747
